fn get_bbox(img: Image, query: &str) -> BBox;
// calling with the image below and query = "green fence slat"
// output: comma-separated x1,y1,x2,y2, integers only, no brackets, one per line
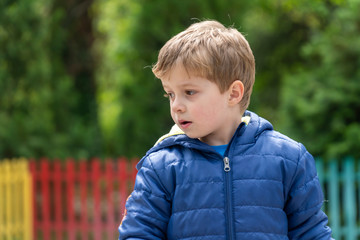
343,157,356,240
329,160,340,239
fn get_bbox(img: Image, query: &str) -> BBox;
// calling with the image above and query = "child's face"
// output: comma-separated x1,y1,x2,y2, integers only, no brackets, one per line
161,64,242,146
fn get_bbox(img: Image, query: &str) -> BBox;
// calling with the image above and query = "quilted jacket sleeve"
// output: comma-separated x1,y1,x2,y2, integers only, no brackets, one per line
118,155,171,239
285,144,333,240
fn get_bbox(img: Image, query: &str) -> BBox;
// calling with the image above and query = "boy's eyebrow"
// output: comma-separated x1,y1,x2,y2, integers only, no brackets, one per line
161,80,198,89
174,79,199,87
179,83,199,88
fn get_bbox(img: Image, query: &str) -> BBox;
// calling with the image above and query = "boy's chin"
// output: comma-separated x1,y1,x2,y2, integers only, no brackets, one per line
182,129,211,142
183,132,202,140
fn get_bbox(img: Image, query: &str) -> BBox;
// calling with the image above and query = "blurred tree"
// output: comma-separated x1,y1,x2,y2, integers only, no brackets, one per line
55,0,98,126
0,0,101,159
94,0,141,157
279,0,360,159
243,1,314,123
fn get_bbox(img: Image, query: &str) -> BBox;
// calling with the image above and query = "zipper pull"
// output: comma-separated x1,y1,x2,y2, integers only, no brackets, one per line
223,157,231,172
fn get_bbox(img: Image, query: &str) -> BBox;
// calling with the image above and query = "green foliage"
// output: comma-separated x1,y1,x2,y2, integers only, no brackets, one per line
279,0,360,159
94,0,142,157
2,0,359,160
243,1,313,122
0,0,101,159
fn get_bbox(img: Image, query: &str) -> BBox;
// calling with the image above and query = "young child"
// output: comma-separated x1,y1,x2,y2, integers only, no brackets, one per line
119,20,333,239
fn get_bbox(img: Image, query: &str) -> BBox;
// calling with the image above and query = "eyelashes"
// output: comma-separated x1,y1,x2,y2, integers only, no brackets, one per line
163,92,174,99
185,90,196,96
163,90,197,100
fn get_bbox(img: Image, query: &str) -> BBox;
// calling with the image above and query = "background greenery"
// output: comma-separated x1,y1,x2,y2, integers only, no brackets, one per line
1,0,359,160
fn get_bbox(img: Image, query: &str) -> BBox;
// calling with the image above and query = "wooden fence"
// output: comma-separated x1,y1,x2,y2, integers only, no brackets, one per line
29,158,137,240
316,157,360,240
0,157,359,240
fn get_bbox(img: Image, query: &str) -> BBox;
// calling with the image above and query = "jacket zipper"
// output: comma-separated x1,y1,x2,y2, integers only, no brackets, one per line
223,157,231,172
223,156,234,239
220,121,247,239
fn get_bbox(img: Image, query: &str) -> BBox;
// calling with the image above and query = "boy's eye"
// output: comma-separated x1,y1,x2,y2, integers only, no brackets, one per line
164,92,174,99
185,90,196,96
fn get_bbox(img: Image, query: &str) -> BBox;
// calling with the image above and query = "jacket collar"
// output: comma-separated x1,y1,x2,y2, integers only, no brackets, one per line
145,110,273,156
137,111,273,170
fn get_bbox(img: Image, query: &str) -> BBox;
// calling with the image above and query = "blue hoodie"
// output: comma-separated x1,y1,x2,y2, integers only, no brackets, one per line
119,111,333,239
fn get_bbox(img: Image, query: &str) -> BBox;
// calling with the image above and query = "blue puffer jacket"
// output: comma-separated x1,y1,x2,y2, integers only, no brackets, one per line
119,111,332,239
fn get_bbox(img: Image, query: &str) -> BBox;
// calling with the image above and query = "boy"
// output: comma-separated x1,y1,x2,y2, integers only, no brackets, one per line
119,20,333,239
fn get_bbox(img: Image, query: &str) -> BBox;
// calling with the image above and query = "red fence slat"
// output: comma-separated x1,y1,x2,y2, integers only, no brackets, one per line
66,160,76,240
92,159,101,240
118,159,128,218
79,161,88,240
53,160,62,240
41,159,51,240
105,160,115,239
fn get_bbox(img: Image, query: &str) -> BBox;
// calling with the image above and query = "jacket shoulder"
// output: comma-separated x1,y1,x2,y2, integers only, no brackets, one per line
138,145,190,171
253,129,306,163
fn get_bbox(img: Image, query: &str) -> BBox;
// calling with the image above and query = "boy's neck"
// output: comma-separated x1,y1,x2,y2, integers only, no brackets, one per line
199,114,243,146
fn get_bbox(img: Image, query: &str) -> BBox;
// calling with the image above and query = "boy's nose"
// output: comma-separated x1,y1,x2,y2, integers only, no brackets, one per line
171,98,186,113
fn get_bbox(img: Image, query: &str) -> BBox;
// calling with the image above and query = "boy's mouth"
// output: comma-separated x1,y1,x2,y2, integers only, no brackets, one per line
179,120,192,128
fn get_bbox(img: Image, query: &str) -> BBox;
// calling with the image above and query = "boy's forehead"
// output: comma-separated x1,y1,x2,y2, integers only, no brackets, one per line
163,63,202,82
160,76,192,87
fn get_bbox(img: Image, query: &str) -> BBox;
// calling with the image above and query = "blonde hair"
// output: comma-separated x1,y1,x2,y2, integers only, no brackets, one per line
152,20,255,111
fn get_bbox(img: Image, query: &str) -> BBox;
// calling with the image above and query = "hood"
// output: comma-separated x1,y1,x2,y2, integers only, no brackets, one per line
137,111,273,169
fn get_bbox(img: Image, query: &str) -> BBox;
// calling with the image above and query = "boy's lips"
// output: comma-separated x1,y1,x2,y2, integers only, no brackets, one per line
178,120,192,129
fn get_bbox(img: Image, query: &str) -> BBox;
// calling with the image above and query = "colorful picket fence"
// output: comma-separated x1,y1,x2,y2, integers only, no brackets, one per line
0,157,360,240
0,158,137,240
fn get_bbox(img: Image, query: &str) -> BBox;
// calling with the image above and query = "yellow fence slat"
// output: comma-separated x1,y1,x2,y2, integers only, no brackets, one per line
0,161,4,239
0,159,32,240
23,160,32,240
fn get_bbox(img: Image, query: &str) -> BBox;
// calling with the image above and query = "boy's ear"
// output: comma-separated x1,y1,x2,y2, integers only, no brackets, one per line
228,80,244,106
